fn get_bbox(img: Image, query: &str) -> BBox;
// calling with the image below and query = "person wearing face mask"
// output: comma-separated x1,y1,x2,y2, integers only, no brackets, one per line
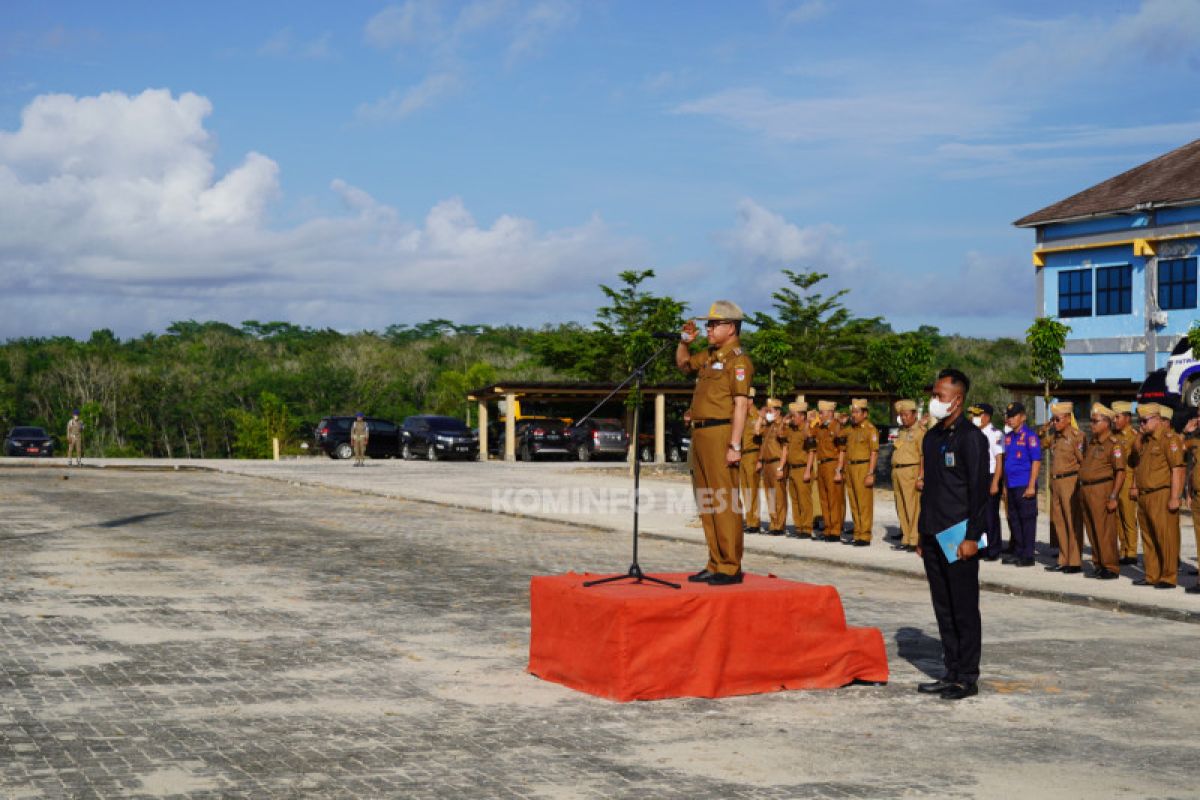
1041,402,1086,574
916,368,990,701
739,388,764,534
1078,403,1125,580
755,398,790,536
1000,402,1040,567
1130,403,1186,589
968,404,1005,560
844,398,879,546
784,400,816,539
1110,401,1141,565
891,399,924,553
812,400,848,542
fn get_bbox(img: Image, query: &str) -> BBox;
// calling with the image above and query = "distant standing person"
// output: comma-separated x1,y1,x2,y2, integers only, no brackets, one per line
1130,403,1185,589
1000,403,1040,568
1111,401,1141,565
351,412,369,467
739,389,763,534
844,398,878,546
66,409,83,467
677,301,754,586
1041,402,1085,574
812,400,847,542
969,404,1004,560
891,399,924,553
916,368,989,701
1183,415,1200,593
1077,403,1124,580
755,399,788,536
784,400,815,539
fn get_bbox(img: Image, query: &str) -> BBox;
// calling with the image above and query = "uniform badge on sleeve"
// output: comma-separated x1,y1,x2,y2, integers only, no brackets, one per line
735,367,745,381
1113,447,1122,459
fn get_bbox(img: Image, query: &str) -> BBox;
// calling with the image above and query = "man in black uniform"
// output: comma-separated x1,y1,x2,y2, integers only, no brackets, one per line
916,368,990,701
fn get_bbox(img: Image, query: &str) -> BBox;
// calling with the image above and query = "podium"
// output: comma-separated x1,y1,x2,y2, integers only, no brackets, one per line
529,572,888,701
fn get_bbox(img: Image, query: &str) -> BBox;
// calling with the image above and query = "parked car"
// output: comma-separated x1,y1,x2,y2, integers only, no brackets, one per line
636,422,690,463
313,416,402,459
4,426,54,457
489,418,572,460
567,417,629,461
400,415,478,461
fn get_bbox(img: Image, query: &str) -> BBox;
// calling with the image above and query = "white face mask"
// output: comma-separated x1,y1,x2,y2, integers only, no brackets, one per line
928,397,954,420
1003,424,1012,434
765,413,776,422
895,415,903,426
971,417,983,428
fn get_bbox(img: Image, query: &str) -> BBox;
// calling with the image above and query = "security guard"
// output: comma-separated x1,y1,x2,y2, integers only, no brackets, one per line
891,399,924,552
756,398,789,535
677,301,754,585
1041,401,1085,574
1111,401,1140,565
784,400,815,538
351,412,370,466
1001,402,1040,567
813,400,847,542
844,398,878,546
1078,403,1125,580
66,409,84,467
1182,415,1200,593
739,389,763,533
1130,403,1185,589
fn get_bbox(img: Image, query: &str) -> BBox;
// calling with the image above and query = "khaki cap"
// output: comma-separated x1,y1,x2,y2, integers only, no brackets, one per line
894,399,917,412
766,398,783,409
1050,401,1074,415
788,400,808,413
1111,401,1133,414
850,398,869,410
817,400,836,412
1091,402,1115,419
1161,406,1175,420
748,387,757,398
1137,403,1161,420
807,410,819,423
694,300,745,321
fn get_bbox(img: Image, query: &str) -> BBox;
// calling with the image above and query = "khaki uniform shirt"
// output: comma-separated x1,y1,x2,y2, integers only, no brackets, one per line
892,424,924,468
813,419,846,464
1079,430,1125,483
846,421,878,463
741,405,761,452
686,344,754,420
67,418,82,439
351,420,369,441
1132,427,1185,491
785,422,812,466
1185,436,1200,493
759,418,787,462
1042,427,1085,476
1115,427,1137,476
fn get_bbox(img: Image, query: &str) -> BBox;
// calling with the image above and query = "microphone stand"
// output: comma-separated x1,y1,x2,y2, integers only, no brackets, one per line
580,338,681,589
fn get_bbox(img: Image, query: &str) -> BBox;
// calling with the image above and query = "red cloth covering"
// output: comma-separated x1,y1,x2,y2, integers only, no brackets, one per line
528,572,888,701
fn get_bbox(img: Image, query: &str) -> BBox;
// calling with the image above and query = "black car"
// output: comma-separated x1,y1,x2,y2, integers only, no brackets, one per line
489,418,571,461
1137,369,1192,431
400,415,479,461
4,426,54,457
566,417,628,461
636,422,690,463
313,416,402,459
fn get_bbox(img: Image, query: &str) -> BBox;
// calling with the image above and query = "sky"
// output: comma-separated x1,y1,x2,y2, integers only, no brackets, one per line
2,0,1200,341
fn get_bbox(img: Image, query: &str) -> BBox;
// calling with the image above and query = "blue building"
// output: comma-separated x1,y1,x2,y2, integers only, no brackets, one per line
1015,139,1200,386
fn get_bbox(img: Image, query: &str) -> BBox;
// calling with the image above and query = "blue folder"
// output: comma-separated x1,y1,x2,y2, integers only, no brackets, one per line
935,520,986,563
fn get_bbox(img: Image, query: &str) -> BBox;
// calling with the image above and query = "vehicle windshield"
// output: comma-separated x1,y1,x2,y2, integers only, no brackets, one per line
429,417,469,432
594,421,623,432
10,427,47,437
528,420,565,431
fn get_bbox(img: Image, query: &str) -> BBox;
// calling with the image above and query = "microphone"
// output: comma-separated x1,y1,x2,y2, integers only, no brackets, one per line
651,331,681,341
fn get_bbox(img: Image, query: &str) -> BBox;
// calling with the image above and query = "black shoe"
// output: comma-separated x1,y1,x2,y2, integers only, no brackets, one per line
687,569,716,583
769,529,786,537
1155,582,1176,590
1186,585,1200,594
706,571,744,586
785,531,802,539
1119,556,1138,565
1016,558,1035,567
1132,578,1153,586
1062,566,1082,574
1044,564,1065,572
1188,566,1199,576
983,554,1001,562
797,532,812,539
904,545,917,552
940,683,978,701
1002,555,1018,564
853,540,870,547
744,526,760,534
917,679,956,694
1096,569,1119,580
841,537,856,545
823,535,840,543
891,544,908,551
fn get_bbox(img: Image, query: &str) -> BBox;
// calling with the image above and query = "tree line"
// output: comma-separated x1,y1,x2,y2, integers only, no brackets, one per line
0,271,1036,457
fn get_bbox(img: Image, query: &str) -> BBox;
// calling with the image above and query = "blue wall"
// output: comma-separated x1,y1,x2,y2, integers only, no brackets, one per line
1042,214,1150,241
1042,244,1146,340
1062,352,1146,381
1157,206,1200,225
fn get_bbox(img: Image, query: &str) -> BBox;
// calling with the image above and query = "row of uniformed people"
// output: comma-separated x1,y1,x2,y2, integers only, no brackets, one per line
735,393,1200,594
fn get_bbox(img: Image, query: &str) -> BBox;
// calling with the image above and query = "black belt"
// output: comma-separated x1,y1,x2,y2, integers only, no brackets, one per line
893,462,918,468
849,459,870,465
1079,477,1112,487
1053,470,1078,480
1139,485,1168,494
760,458,780,465
819,457,838,464
692,418,730,429
742,448,759,454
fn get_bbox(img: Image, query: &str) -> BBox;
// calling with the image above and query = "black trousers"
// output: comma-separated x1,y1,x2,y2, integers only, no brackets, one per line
921,541,981,685
985,492,1003,557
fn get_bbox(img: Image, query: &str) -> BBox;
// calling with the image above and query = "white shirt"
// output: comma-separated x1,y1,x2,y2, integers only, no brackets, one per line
982,424,1003,475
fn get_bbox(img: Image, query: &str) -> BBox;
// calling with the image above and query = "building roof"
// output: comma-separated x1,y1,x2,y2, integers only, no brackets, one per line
1014,138,1200,227
466,381,891,402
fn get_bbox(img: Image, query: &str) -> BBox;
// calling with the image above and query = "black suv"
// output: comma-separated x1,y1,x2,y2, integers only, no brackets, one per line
489,418,571,461
636,422,690,462
566,417,629,461
313,416,402,459
400,415,478,461
4,426,54,457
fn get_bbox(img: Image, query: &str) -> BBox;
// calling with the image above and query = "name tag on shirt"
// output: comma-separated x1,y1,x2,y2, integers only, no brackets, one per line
712,362,724,370
944,452,956,468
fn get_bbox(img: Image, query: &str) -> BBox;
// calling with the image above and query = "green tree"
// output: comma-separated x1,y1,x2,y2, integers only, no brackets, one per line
594,269,687,387
747,325,790,398
865,331,935,403
1026,316,1071,506
230,391,294,458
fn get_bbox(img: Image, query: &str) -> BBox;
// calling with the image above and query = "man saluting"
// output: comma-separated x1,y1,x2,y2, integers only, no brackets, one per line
677,301,754,585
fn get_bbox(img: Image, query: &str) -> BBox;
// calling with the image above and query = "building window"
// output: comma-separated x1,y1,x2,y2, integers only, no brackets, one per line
1158,257,1197,310
1058,268,1092,318
1096,265,1132,315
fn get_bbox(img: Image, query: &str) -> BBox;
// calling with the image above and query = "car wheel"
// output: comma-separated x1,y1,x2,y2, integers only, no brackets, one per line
576,444,591,462
335,442,353,460
640,445,653,462
668,446,682,463
427,445,439,462
1185,379,1200,409
402,442,413,460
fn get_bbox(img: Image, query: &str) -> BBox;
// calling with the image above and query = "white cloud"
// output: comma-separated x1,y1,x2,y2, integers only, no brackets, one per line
364,1,444,49
508,0,579,64
773,0,830,26
257,27,333,59
0,90,639,338
355,71,462,120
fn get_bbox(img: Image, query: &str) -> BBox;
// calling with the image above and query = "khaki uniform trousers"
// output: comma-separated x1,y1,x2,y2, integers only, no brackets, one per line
691,426,743,576
1191,495,1200,577
892,465,920,547
846,462,874,542
1117,475,1139,559
1137,488,1180,586
785,463,814,534
759,460,788,532
739,450,762,528
1051,476,1083,567
352,437,368,463
67,435,82,461
817,460,846,538
1079,480,1119,573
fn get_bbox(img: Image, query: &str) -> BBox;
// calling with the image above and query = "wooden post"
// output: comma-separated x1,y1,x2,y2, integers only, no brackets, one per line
272,437,280,461
654,392,666,463
504,393,516,462
477,400,489,462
